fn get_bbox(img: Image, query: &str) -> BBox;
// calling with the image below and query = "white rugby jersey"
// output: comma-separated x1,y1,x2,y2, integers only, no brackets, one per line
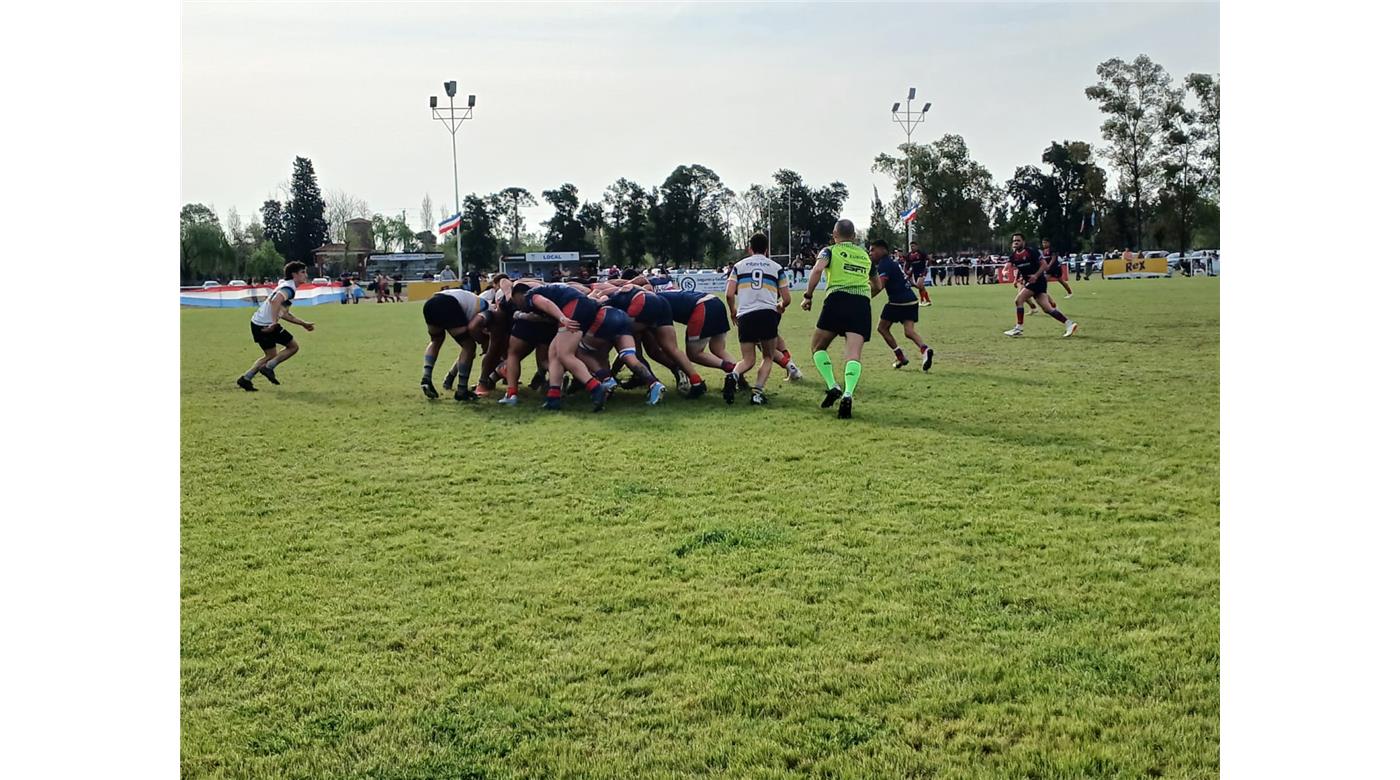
728,254,787,317
435,288,485,319
251,279,298,326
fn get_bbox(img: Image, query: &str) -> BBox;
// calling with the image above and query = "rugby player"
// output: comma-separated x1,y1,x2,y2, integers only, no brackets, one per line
594,283,708,397
419,287,489,401
723,233,790,405
508,282,613,410
236,262,315,391
907,241,932,306
1004,233,1078,338
801,219,874,419
575,304,666,405
1042,238,1073,298
870,239,934,371
655,289,737,385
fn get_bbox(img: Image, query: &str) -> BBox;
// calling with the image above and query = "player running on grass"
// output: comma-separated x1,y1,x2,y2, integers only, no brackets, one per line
1004,233,1078,338
419,287,490,401
1042,238,1073,298
723,232,790,405
801,219,875,419
870,239,934,371
907,241,932,306
236,261,315,391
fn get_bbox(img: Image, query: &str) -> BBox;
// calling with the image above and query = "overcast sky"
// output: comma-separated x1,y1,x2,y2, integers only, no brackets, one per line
182,1,1219,239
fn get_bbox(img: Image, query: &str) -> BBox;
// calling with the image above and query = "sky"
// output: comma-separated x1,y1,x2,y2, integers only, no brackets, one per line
182,1,1219,239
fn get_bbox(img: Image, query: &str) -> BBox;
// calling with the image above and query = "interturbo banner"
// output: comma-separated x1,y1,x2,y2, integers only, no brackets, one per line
1102,257,1169,279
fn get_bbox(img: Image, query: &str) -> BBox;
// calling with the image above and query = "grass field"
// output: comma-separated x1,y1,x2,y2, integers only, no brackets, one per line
181,278,1219,779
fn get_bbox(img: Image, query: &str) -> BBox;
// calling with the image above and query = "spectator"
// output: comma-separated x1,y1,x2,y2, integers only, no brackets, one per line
440,266,456,282
467,269,482,294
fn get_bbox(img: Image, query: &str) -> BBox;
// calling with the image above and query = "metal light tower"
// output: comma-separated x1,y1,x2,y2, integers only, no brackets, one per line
786,183,793,259
430,82,475,280
891,87,932,252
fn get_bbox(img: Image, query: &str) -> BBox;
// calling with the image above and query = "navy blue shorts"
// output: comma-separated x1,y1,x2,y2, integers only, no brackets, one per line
510,317,556,346
687,297,730,341
562,297,600,329
624,291,672,328
880,302,919,323
587,306,633,343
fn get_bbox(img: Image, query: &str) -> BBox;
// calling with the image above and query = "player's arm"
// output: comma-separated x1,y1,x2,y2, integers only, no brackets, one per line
527,294,580,331
801,256,829,311
725,274,739,321
872,263,888,299
778,273,791,312
275,294,315,326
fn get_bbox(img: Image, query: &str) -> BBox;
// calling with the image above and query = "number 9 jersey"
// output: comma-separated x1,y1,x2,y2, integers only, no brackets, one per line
727,253,787,317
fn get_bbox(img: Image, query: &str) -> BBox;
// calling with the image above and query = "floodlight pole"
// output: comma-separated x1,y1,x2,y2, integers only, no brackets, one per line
786,184,792,259
431,83,475,280
891,88,931,252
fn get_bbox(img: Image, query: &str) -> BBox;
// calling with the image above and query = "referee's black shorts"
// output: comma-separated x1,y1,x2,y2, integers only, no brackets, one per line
816,290,872,340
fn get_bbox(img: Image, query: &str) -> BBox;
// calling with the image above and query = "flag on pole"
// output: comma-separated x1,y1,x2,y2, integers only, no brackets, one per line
437,212,462,235
898,202,919,225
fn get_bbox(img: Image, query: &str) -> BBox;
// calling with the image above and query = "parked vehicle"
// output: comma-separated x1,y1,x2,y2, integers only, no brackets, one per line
311,277,331,285
201,281,219,289
228,280,248,287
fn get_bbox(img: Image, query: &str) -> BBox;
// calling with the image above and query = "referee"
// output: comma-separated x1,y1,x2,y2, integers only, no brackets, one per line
801,219,875,419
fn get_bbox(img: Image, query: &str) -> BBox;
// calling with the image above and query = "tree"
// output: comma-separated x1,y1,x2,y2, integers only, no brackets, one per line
651,165,730,266
1155,86,1204,256
494,187,538,250
247,241,286,281
371,214,396,252
601,178,654,267
1185,73,1220,196
458,194,500,270
283,156,329,267
324,190,369,243
1003,141,1109,252
260,200,289,257
762,170,848,257
540,183,592,252
420,193,435,234
1085,55,1173,248
873,134,998,254
180,203,232,283
862,184,896,246
225,208,254,277
578,200,606,256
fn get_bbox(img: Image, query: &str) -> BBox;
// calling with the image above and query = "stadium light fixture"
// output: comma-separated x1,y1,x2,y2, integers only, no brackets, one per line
891,102,900,113
430,80,478,278
890,86,933,252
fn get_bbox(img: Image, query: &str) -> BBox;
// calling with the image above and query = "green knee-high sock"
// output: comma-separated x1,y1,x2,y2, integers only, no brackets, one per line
813,350,838,390
843,360,863,398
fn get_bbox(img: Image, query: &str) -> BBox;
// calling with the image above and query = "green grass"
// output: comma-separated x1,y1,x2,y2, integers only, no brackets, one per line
182,279,1219,779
